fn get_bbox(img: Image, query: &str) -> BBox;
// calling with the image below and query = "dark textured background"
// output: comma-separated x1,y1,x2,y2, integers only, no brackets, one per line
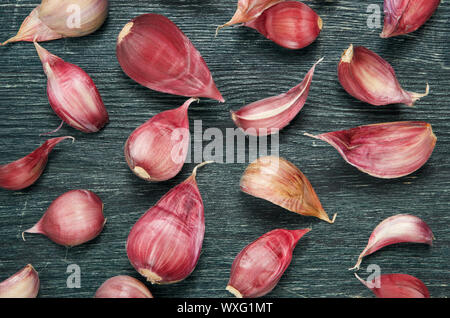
0,0,448,298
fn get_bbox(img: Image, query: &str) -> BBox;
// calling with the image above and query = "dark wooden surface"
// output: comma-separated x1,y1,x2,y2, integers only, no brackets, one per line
0,1,449,298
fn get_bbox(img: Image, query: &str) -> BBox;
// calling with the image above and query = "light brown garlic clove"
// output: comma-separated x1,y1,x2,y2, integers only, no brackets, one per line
0,264,40,298
240,156,336,223
2,0,108,45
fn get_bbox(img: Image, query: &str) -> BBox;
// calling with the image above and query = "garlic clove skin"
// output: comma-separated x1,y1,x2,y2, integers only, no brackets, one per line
38,0,109,38
124,98,196,182
94,275,153,298
34,42,109,133
350,214,434,271
227,229,310,298
381,0,440,38
231,58,322,136
127,162,211,284
24,190,106,247
2,0,108,45
216,0,285,35
305,121,437,179
116,14,224,102
240,156,336,223
338,44,429,106
355,273,430,298
0,136,74,191
0,264,40,298
243,1,323,50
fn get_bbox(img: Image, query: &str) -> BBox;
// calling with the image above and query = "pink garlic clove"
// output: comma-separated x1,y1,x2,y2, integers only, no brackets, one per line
381,0,441,38
305,121,437,179
0,264,40,298
34,42,109,133
94,275,153,298
23,190,106,247
350,214,434,271
338,44,429,106
124,98,196,182
355,273,430,298
243,1,323,50
227,229,310,298
116,14,224,102
0,136,74,191
231,58,322,136
1,0,108,45
216,0,285,35
127,162,212,284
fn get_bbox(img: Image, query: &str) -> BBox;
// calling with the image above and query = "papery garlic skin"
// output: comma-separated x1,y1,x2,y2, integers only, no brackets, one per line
381,0,440,38
232,58,322,136
94,276,153,298
227,229,310,298
0,264,40,298
355,273,430,298
127,163,211,284
0,136,74,191
124,98,195,182
306,121,437,179
350,214,434,271
244,1,322,50
35,42,109,133
24,190,106,247
2,0,108,45
216,0,285,34
240,156,336,223
116,14,224,102
338,45,429,106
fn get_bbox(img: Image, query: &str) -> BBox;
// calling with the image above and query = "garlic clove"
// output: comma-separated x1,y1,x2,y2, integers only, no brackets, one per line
127,162,212,284
381,0,441,38
124,98,196,182
24,190,106,247
2,0,108,45
355,273,430,298
0,136,74,191
243,1,323,50
338,44,429,106
94,275,153,298
227,228,310,298
34,42,109,133
38,0,109,38
116,14,224,102
305,121,437,179
240,156,336,223
231,58,322,136
216,0,285,35
0,264,40,298
350,214,434,271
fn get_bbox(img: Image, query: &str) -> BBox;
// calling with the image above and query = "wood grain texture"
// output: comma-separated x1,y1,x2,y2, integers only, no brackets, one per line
0,0,449,298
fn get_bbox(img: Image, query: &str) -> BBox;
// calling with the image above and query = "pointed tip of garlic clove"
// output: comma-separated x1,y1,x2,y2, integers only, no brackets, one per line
226,285,243,298
408,83,430,106
341,44,354,64
215,24,227,37
317,211,337,224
